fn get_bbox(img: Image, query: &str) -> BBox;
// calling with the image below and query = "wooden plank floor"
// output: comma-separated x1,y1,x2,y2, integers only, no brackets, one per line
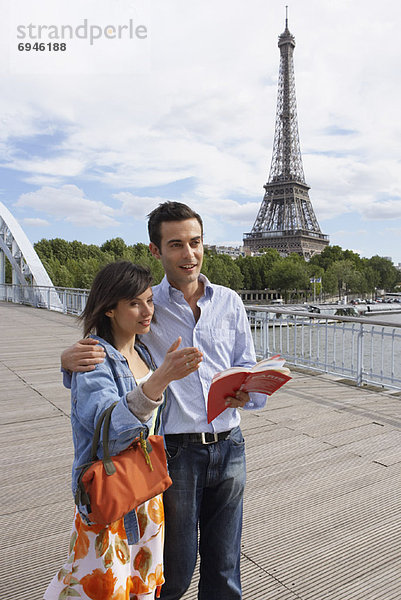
1,301,401,600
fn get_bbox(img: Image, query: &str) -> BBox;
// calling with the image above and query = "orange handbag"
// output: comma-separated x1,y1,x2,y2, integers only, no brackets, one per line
75,402,172,525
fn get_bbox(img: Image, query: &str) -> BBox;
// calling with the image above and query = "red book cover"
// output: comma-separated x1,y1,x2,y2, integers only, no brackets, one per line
207,358,291,423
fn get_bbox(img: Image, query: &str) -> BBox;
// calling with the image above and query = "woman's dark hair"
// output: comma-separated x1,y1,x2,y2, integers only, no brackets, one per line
78,261,153,346
147,201,203,250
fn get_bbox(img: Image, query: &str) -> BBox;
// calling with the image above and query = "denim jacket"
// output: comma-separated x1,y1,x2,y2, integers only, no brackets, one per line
70,335,156,545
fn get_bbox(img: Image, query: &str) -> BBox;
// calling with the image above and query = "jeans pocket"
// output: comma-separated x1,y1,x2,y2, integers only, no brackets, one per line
165,441,183,461
228,427,245,448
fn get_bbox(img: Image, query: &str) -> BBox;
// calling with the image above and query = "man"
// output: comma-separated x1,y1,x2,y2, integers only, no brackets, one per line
62,202,267,600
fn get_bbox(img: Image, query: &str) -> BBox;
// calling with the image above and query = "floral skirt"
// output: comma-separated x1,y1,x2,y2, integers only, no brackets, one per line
44,495,165,600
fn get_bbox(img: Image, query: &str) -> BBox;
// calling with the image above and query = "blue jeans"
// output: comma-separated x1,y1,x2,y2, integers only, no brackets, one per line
160,426,246,600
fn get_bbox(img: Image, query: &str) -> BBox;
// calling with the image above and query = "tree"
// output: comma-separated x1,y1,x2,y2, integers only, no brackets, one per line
309,245,345,271
360,262,380,294
367,256,399,290
34,238,54,260
258,249,282,287
33,236,399,298
202,254,243,290
41,257,75,287
325,260,358,299
322,268,337,296
100,237,127,258
235,256,252,289
269,256,309,302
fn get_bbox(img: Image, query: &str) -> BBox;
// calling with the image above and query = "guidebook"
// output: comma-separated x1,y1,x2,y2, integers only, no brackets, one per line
207,355,291,423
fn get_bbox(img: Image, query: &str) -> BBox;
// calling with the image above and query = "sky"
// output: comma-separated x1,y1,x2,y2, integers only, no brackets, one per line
1,0,401,265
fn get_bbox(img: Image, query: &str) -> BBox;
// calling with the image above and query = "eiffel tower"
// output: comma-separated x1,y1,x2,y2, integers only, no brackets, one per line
243,12,329,259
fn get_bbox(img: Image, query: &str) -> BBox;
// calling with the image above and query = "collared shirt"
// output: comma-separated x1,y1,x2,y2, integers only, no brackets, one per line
144,274,266,434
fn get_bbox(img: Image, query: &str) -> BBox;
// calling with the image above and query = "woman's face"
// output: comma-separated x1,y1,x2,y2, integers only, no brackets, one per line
106,287,154,338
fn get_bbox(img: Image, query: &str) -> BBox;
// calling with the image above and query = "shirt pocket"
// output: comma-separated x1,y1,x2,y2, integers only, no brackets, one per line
201,318,236,367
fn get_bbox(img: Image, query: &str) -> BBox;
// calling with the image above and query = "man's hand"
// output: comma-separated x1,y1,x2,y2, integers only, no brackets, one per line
61,338,106,372
224,390,250,409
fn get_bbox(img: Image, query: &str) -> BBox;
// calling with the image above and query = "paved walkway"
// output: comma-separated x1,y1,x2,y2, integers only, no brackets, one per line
1,301,401,600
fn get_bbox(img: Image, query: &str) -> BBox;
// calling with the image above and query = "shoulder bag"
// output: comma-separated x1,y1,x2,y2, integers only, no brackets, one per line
75,402,172,525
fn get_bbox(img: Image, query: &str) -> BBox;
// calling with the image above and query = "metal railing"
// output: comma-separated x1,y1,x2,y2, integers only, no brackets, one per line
2,283,401,390
246,306,401,390
0,283,89,315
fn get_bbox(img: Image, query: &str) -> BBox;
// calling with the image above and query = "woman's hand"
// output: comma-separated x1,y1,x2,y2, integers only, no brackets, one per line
142,337,203,401
159,337,203,381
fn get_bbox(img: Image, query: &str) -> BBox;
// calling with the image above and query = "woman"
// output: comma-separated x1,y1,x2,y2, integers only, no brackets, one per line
44,261,202,600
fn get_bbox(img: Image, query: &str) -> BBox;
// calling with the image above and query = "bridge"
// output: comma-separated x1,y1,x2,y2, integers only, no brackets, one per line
1,300,401,599
0,201,62,310
1,206,401,597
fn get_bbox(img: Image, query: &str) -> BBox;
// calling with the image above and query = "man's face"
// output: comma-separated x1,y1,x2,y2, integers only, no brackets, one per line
149,218,203,289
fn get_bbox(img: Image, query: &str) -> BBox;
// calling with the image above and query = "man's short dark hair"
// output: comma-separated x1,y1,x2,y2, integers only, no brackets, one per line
147,201,203,250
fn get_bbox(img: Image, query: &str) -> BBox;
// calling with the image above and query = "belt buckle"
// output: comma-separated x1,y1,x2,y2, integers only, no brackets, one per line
201,432,218,445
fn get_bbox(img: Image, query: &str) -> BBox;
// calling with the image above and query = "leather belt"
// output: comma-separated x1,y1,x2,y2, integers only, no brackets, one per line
164,431,232,445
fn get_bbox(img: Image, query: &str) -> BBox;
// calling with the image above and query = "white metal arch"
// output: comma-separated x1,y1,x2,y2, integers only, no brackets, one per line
0,201,62,309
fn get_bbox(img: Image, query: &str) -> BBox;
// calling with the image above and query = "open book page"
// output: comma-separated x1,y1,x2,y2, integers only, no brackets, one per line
211,355,287,383
250,355,286,372
211,366,248,382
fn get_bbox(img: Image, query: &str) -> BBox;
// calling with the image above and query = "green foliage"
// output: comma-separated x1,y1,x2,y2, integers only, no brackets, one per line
325,260,357,299
33,238,400,297
100,237,127,258
310,245,345,270
202,254,244,290
40,257,75,287
269,255,310,301
4,257,12,283
235,249,281,290
34,238,163,288
367,255,399,290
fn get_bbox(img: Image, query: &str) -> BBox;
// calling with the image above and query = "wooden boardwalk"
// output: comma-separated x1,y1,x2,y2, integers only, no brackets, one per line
1,301,401,600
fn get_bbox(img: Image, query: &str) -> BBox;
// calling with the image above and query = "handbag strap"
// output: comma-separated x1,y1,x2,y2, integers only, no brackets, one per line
74,402,117,509
90,401,118,475
91,395,155,479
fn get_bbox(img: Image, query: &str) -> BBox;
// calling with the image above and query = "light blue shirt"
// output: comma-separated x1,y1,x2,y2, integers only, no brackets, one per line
145,274,266,434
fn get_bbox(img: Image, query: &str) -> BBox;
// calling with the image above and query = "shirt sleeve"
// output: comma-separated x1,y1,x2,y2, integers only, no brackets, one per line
232,295,267,411
72,362,153,457
61,367,72,389
126,384,163,422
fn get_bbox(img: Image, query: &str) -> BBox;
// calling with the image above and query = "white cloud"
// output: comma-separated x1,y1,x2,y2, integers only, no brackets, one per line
5,156,86,178
15,185,120,228
22,175,65,186
113,193,166,219
23,217,50,226
364,199,401,220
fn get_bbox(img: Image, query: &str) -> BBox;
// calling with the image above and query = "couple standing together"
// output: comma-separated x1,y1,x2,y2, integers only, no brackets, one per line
45,202,267,600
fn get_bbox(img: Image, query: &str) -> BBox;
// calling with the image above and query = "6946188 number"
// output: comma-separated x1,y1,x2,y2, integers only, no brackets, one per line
18,42,67,51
